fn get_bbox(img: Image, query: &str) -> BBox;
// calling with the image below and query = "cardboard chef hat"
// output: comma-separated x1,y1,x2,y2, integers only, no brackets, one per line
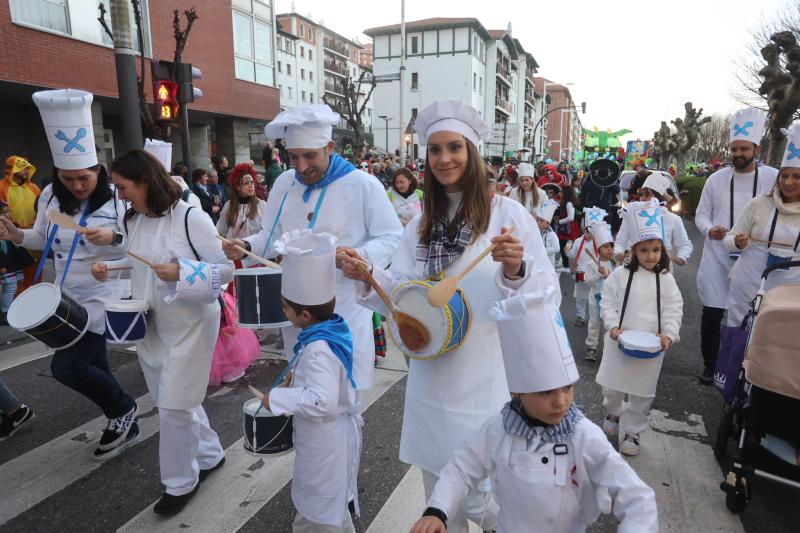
490,285,579,393
33,89,97,170
274,229,336,305
780,124,800,169
164,255,222,305
517,162,535,178
143,138,173,173
413,99,490,146
583,206,608,227
535,199,559,222
589,222,613,248
641,173,671,197
265,104,340,149
730,107,767,145
622,198,664,245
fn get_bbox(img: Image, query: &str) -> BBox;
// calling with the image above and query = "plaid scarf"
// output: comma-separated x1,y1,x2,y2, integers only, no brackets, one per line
416,215,473,278
501,398,583,451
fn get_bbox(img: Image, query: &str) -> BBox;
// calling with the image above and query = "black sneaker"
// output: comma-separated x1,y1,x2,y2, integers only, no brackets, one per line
0,404,34,441
98,403,138,451
199,456,226,482
0,312,7,326
699,367,714,385
93,420,140,461
153,484,199,515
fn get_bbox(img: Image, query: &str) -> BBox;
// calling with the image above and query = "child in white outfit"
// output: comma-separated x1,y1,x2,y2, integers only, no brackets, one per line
535,199,561,273
583,223,615,362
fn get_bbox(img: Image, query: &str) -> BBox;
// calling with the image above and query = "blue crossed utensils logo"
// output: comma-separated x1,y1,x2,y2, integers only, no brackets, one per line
554,310,565,329
787,142,800,160
638,208,661,228
181,258,207,285
587,210,604,223
54,128,87,153
733,121,753,137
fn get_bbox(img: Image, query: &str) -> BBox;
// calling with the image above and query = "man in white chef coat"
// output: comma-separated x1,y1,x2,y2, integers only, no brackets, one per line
222,104,403,395
695,108,778,384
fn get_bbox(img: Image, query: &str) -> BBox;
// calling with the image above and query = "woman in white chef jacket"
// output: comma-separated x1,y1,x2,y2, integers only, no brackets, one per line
508,162,547,216
91,150,234,515
340,100,559,533
614,173,693,265
0,89,138,461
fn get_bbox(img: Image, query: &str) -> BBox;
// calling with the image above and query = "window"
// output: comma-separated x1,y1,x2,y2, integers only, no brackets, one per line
411,108,418,121
309,49,313,60
287,87,292,98
233,4,275,86
310,93,314,103
479,77,483,95
299,23,304,36
411,72,418,90
411,35,418,54
287,63,291,75
480,41,485,61
473,73,477,91
302,90,306,102
300,45,305,57
309,71,313,81
279,84,282,92
11,0,69,34
474,36,478,56
277,61,282,73
301,68,305,80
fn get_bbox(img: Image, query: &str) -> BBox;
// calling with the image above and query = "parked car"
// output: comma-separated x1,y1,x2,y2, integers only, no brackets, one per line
618,170,682,213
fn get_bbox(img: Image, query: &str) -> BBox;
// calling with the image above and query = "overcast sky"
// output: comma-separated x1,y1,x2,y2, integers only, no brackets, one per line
283,0,789,144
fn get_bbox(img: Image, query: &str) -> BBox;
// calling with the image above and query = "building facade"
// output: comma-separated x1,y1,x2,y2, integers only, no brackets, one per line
542,81,583,163
1,0,280,175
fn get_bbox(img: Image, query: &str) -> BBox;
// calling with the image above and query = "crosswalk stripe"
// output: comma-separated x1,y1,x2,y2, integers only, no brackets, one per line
0,393,156,526
0,340,53,372
117,346,408,533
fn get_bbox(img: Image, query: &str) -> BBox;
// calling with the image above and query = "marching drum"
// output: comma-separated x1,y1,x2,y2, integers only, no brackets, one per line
574,271,586,283
618,330,663,359
388,280,471,360
234,267,290,329
7,283,89,350
242,398,293,456
104,299,149,344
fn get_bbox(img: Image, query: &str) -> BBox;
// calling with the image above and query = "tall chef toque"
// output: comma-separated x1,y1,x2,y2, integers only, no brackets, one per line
622,198,664,245
730,107,767,145
780,123,800,169
265,104,340,149
589,222,613,248
413,99,490,146
33,89,97,170
275,229,337,305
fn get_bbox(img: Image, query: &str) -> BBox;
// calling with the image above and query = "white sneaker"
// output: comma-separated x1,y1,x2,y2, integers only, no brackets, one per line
620,433,640,456
602,415,619,437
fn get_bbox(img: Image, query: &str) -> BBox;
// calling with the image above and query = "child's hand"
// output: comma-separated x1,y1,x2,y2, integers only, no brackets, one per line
610,327,622,340
660,335,673,351
91,262,108,282
410,516,446,533
598,266,609,277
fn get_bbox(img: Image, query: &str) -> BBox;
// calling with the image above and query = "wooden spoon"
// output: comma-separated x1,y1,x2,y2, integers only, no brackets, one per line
215,234,280,268
46,210,82,230
427,227,516,308
356,263,430,352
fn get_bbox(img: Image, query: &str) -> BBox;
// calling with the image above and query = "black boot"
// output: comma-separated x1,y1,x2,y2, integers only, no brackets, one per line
153,485,199,515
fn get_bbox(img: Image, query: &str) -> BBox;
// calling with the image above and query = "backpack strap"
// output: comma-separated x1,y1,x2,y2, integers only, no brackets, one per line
656,272,662,335
184,206,200,260
617,269,635,330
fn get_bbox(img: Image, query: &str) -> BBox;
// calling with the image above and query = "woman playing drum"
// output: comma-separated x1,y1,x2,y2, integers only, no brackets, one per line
339,100,559,533
0,89,138,461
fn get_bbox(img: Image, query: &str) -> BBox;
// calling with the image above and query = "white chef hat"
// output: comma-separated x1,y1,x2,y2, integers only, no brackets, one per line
490,286,579,393
641,172,671,196
164,255,222,305
414,99,490,147
33,89,97,170
589,222,613,248
583,206,608,227
780,124,800,169
274,229,336,305
730,107,767,145
143,138,172,173
623,198,664,245
517,162,535,178
535,199,559,222
265,105,340,149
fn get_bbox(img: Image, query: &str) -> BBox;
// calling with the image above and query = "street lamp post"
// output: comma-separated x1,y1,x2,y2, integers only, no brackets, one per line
378,115,393,155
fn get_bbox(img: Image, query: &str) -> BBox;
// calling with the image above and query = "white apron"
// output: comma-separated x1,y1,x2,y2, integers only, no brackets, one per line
726,208,800,326
129,211,220,409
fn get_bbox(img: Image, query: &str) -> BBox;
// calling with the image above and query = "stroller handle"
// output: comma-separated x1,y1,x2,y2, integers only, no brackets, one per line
760,259,800,281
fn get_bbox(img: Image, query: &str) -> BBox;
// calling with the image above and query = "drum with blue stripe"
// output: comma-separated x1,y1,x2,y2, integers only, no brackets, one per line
104,299,148,344
388,280,471,360
618,330,663,359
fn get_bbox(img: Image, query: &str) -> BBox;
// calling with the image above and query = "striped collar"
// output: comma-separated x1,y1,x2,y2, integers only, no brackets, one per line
501,399,583,451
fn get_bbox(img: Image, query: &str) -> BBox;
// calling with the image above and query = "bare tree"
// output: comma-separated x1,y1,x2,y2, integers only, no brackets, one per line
322,71,377,159
695,114,730,162
759,31,800,165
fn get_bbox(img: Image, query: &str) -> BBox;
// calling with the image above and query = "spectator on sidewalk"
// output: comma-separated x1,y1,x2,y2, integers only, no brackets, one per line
192,168,218,222
0,201,33,324
0,156,41,294
264,147,284,191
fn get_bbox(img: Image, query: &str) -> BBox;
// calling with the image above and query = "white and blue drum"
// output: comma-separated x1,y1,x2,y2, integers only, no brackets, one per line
104,299,148,344
7,283,89,350
388,280,471,360
242,398,293,456
618,330,663,359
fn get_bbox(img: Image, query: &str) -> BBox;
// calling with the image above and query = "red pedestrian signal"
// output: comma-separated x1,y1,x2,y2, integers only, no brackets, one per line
151,60,180,124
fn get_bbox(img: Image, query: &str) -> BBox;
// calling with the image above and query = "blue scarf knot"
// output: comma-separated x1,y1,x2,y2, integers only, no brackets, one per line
294,314,357,388
295,153,355,202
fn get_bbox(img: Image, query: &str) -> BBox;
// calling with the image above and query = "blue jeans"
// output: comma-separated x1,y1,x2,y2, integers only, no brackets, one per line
51,332,135,419
0,376,21,414
0,275,16,312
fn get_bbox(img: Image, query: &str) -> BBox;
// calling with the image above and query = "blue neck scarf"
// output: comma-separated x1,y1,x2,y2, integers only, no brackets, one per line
295,153,355,202
294,314,357,388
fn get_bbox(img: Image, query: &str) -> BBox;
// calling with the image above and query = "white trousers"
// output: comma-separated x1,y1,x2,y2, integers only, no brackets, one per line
292,511,355,533
586,293,602,349
422,469,499,533
602,388,655,436
575,292,588,320
159,405,225,496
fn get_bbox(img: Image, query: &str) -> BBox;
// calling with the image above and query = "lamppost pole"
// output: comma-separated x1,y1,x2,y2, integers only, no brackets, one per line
378,115,392,155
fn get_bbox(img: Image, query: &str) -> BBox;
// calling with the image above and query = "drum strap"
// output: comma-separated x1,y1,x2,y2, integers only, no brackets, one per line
253,348,303,417
60,203,91,285
34,202,90,285
618,269,662,334
766,208,800,251
259,182,293,259
729,167,758,229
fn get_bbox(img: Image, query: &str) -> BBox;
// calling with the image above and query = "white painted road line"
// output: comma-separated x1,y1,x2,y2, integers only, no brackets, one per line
0,393,156,526
118,344,408,533
0,340,53,372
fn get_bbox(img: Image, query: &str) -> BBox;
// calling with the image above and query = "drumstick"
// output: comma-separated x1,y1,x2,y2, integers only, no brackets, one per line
126,250,153,267
584,249,601,266
215,235,280,268
106,266,132,272
746,235,797,249
248,385,264,400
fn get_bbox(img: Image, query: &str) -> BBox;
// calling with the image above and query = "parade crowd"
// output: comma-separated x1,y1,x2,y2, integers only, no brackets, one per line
1,91,799,532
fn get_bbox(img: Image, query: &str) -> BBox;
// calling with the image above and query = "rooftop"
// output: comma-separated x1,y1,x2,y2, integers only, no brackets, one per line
364,17,492,40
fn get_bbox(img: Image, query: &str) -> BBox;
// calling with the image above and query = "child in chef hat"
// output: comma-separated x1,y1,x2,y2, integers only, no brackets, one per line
583,222,616,362
410,285,657,533
258,229,361,532
535,199,561,272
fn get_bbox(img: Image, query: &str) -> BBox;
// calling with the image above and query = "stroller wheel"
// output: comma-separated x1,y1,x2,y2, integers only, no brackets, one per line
723,475,750,514
714,403,735,461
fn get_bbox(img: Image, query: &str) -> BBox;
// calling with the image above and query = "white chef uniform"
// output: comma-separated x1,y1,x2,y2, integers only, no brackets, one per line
247,105,403,392
269,230,360,532
569,207,608,321
536,200,562,272
425,286,657,533
584,223,615,351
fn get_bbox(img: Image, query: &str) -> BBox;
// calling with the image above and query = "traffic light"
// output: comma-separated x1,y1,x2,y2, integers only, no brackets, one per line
176,63,203,104
151,60,179,123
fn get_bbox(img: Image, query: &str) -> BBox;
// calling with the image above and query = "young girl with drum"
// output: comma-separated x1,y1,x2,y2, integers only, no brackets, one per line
595,200,684,456
91,150,233,514
340,99,558,533
0,89,138,461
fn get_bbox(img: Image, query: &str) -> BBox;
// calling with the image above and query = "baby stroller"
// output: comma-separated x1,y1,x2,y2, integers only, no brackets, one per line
715,260,800,513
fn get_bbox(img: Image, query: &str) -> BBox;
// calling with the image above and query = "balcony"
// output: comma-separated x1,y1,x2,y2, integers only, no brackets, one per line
324,59,348,78
324,80,346,97
495,95,512,115
323,37,348,58
495,63,512,87
525,91,535,107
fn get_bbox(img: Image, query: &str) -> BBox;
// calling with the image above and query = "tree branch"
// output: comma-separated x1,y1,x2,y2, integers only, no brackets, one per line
97,2,113,42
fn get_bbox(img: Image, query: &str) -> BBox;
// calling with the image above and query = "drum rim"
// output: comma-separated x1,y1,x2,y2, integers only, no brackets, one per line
104,299,149,312
243,397,287,416
8,283,66,330
234,266,281,276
